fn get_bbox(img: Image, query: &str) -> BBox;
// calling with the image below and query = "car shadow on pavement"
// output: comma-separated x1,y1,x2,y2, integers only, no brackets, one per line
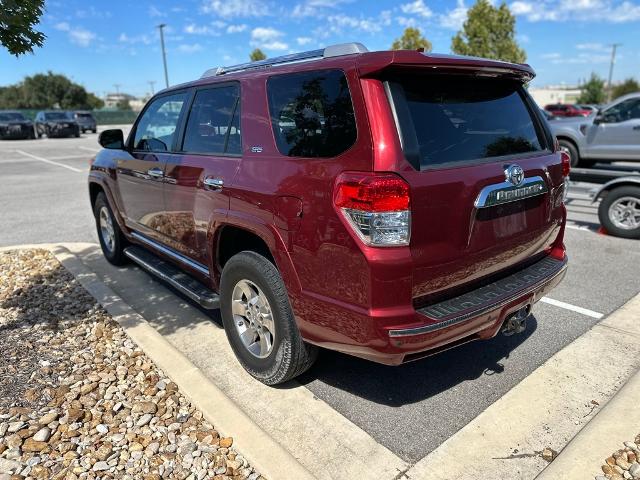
297,316,537,407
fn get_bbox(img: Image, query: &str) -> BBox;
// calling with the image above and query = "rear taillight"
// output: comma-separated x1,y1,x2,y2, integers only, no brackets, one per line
560,151,571,177
334,172,410,247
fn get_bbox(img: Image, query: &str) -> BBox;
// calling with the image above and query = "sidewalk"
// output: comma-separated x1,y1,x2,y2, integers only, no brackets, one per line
536,358,640,479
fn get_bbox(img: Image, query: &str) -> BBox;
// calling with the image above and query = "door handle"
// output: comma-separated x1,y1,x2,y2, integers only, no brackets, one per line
147,168,164,179
203,177,224,191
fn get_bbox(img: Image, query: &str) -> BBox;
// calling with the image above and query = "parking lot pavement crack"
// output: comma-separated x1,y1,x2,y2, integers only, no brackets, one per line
594,322,640,338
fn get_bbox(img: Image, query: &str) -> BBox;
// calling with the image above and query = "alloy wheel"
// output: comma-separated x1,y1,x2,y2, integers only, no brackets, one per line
231,279,275,358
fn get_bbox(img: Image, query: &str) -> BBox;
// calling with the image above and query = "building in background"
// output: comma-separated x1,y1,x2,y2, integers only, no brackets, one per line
528,85,581,106
103,92,147,111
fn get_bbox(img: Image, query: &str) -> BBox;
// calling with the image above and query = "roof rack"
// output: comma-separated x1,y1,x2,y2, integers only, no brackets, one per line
201,42,368,78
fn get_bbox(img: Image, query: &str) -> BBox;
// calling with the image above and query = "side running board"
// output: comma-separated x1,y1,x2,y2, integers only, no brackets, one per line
124,246,220,309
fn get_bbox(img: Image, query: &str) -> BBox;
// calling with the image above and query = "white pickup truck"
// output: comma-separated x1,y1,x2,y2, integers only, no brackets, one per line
550,92,640,168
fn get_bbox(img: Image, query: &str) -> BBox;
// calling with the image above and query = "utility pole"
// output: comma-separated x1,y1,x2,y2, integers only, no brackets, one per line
113,83,121,95
148,80,156,96
607,43,622,101
157,24,169,88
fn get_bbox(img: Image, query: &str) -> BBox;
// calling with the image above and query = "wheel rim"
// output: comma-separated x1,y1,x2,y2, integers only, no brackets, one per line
231,279,275,359
608,196,640,230
99,206,116,253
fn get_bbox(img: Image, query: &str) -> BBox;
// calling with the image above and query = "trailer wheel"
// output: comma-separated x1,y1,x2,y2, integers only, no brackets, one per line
598,186,640,239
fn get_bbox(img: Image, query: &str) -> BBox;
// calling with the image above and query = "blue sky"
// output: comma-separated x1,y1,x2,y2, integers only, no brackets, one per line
1,0,639,97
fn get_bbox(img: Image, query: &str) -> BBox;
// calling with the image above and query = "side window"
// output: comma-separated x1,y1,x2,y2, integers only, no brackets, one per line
182,85,241,155
267,69,357,158
133,92,187,152
604,99,640,122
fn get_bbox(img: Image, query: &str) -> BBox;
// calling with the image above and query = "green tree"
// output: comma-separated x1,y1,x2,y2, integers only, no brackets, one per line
0,72,103,109
451,0,526,63
116,98,132,110
611,78,640,100
577,73,606,104
391,27,432,52
0,0,46,56
249,48,266,61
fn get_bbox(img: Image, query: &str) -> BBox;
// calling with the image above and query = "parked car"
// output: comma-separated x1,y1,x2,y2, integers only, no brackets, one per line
35,111,80,138
74,111,97,133
544,104,592,118
89,43,569,384
575,104,599,114
540,108,558,121
550,92,640,167
0,111,36,140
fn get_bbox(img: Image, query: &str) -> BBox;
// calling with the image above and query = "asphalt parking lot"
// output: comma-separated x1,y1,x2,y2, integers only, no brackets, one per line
1,134,639,463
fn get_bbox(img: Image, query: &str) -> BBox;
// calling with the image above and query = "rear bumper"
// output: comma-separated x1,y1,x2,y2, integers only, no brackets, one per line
297,255,567,365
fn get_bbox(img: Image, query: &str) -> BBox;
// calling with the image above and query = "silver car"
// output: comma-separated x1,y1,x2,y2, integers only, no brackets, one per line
550,92,640,167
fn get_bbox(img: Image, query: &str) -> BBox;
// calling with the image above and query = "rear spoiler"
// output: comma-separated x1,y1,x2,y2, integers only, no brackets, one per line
357,50,535,82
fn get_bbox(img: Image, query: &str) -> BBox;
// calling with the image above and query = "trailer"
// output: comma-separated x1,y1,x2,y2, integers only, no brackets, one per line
569,166,640,239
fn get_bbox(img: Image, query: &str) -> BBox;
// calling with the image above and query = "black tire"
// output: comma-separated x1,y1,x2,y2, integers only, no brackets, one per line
220,251,318,385
558,139,580,168
93,192,128,265
28,127,36,139
92,129,97,134
74,129,80,138
598,186,640,239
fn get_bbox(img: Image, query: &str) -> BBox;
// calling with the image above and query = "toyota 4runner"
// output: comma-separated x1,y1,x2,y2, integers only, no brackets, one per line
89,43,569,385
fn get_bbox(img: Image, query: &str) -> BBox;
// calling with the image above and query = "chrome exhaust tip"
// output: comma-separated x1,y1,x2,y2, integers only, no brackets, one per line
501,306,531,336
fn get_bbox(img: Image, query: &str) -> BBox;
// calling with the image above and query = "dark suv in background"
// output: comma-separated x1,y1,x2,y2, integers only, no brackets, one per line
35,111,80,138
89,43,569,385
74,111,97,133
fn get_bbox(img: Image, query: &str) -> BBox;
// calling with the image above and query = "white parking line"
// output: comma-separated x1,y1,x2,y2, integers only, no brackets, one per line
15,149,83,173
566,224,594,232
541,296,604,319
79,146,100,153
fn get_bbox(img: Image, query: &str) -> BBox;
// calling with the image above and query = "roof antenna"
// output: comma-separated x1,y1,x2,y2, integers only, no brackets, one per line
416,47,425,53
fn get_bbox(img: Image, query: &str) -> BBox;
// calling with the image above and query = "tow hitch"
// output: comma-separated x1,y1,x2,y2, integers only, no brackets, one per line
501,306,531,336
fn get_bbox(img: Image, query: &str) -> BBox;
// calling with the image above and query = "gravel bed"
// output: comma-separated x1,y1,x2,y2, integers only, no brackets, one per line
595,434,640,480
0,249,264,480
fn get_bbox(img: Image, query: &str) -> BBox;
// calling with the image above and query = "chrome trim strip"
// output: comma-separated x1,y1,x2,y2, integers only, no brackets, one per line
475,176,548,208
131,232,209,276
389,258,568,338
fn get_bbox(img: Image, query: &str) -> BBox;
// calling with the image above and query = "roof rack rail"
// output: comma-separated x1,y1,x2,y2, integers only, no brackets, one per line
201,42,368,78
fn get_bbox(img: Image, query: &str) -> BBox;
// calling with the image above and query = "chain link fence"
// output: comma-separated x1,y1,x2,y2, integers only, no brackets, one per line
15,110,138,125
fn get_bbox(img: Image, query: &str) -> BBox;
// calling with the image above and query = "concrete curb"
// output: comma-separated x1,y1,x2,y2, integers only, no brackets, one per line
37,244,315,480
535,369,640,479
405,291,640,480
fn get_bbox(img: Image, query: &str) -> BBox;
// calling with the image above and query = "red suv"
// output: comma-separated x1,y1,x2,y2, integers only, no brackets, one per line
544,103,591,117
89,43,569,385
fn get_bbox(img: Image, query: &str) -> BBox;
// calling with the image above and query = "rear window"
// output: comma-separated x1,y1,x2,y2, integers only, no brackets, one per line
267,69,357,158
389,75,544,168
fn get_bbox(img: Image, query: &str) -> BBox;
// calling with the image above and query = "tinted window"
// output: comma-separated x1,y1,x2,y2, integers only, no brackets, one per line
134,93,186,152
604,98,640,122
76,113,94,119
392,75,543,168
44,112,72,120
267,70,356,158
182,85,241,155
0,112,25,121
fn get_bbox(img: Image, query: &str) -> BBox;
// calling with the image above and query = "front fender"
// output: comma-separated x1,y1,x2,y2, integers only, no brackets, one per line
88,172,128,234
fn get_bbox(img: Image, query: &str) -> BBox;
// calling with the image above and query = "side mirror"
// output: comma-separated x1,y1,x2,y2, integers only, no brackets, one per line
98,129,125,149
593,115,604,125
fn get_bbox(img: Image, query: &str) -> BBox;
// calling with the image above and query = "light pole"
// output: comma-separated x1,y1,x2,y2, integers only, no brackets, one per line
148,80,156,96
113,83,121,95
157,24,169,88
607,43,622,101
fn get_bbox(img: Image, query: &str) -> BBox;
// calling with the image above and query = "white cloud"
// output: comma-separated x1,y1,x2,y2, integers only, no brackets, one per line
118,33,153,45
297,36,313,45
201,0,269,18
400,0,433,18
439,0,468,30
576,42,610,52
324,12,390,34
184,23,220,35
54,22,96,47
148,5,166,18
292,0,350,18
250,27,288,50
226,23,247,33
177,43,203,53
510,0,640,22
541,52,562,59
